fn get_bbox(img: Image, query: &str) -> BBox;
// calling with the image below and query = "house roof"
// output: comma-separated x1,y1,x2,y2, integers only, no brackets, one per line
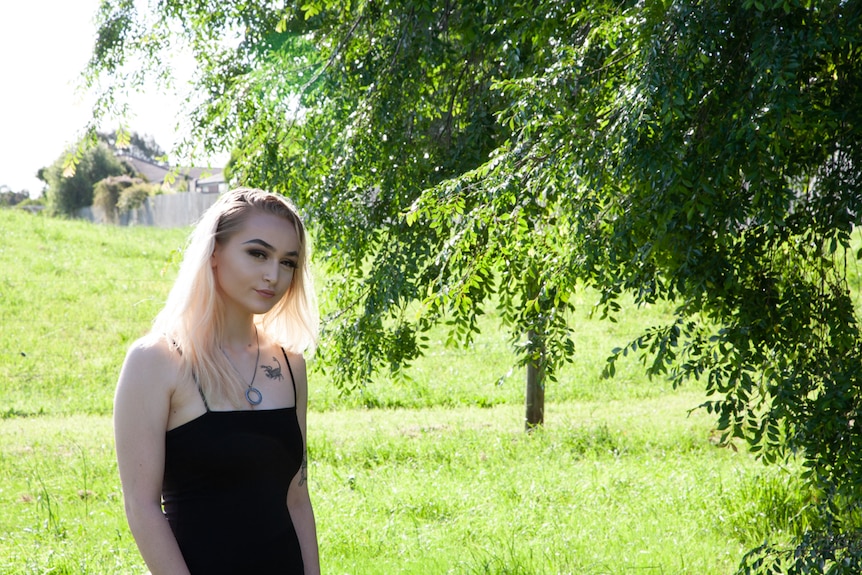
196,172,226,184
118,155,223,188
119,155,171,184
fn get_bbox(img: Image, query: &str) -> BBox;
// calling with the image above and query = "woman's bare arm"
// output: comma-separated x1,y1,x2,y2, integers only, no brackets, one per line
114,338,191,575
286,355,321,575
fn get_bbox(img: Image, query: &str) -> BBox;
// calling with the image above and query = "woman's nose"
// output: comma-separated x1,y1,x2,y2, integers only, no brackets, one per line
263,261,279,283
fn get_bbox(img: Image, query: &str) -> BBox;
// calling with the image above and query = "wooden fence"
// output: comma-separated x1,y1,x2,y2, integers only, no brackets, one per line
78,192,220,228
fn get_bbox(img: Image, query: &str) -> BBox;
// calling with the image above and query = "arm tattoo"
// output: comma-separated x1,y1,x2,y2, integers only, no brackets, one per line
298,453,308,486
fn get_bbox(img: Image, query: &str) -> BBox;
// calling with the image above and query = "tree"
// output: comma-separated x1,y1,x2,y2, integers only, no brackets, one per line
41,141,130,216
0,186,30,207
85,1,862,570
99,129,168,165
85,0,575,428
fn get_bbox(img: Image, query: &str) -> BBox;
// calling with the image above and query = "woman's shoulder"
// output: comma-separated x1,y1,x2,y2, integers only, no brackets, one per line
115,334,186,432
263,335,307,382
126,333,180,359
277,346,308,375
260,330,305,363
121,333,184,379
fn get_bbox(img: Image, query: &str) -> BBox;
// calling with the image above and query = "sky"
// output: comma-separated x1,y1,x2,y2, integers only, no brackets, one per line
0,1,197,197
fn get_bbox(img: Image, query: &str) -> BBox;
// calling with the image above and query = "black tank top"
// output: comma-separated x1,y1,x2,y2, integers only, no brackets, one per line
162,349,305,574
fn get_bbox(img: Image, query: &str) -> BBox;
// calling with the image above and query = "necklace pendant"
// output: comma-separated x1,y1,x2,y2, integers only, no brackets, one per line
246,386,263,406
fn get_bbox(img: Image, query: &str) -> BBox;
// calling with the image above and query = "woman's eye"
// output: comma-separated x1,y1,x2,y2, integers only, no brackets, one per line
281,260,297,269
249,250,266,259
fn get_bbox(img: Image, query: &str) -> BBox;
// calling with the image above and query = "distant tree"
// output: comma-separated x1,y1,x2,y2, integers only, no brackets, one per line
41,142,130,216
0,186,30,207
99,129,168,165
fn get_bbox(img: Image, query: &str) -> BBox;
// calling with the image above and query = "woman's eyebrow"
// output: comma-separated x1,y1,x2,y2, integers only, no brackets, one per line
243,238,275,250
242,238,299,257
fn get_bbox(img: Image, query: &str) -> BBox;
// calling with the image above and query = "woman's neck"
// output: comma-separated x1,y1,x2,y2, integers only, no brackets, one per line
219,309,258,352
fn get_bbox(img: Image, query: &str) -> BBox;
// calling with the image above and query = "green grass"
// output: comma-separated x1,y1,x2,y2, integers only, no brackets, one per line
0,208,815,574
0,209,188,416
312,396,748,575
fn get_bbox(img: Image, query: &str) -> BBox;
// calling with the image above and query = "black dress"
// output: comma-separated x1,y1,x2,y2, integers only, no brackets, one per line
162,351,305,574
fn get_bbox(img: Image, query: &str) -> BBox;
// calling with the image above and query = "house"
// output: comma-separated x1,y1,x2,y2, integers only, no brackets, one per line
194,171,228,194
117,154,226,194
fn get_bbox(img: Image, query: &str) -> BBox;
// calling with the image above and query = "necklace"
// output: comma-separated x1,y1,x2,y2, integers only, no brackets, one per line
221,324,262,406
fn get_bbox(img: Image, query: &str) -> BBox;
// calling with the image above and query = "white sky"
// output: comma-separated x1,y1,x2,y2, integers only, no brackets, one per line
0,1,207,196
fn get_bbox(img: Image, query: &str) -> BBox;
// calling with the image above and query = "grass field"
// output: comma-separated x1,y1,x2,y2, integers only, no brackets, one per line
0,208,812,574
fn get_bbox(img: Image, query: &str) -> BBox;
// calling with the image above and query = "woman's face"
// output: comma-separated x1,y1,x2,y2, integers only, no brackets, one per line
211,210,300,316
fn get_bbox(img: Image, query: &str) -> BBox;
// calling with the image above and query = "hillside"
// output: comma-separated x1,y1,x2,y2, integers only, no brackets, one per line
0,208,682,417
0,209,188,415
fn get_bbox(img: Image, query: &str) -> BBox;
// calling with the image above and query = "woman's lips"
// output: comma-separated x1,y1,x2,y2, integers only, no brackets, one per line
255,289,276,298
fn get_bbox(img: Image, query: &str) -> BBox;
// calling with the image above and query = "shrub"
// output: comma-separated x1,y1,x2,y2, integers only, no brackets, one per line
93,175,140,222
117,182,160,213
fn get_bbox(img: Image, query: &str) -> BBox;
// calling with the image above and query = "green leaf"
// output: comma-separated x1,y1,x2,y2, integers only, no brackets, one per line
301,2,321,19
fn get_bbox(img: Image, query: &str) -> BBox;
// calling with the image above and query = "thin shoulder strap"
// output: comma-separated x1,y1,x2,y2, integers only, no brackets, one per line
172,337,210,412
192,371,210,412
281,348,298,405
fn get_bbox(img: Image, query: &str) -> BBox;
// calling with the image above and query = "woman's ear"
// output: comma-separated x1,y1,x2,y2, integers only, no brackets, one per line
211,243,221,269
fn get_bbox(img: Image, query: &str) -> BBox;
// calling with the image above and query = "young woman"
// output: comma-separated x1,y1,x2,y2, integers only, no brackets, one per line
114,188,321,574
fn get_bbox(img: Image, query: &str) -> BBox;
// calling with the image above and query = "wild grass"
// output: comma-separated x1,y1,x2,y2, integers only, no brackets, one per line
0,208,820,574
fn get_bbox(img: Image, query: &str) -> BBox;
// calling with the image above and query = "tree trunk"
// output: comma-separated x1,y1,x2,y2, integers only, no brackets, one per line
524,330,545,430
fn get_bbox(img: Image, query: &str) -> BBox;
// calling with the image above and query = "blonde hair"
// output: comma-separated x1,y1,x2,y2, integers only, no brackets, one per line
152,187,319,407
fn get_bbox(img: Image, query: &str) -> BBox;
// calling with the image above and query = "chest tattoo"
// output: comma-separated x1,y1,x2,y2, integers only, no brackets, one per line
260,356,284,380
